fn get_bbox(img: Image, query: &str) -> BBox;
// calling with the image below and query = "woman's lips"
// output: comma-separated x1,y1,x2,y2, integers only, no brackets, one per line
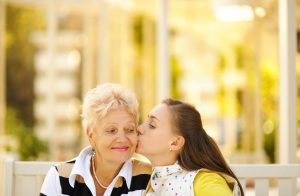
111,146,129,151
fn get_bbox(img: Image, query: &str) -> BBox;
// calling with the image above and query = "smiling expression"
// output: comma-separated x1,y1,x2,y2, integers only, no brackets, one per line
88,108,137,164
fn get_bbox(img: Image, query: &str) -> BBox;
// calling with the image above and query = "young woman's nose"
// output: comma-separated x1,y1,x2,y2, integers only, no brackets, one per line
137,124,144,135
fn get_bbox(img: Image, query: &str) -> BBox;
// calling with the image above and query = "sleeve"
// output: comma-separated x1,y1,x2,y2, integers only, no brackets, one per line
193,171,234,196
40,166,62,196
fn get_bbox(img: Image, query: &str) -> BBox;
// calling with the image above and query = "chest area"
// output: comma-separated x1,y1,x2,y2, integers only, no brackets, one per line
151,171,197,196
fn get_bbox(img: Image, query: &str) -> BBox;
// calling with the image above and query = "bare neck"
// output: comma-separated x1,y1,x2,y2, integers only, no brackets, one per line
147,153,178,167
92,155,124,185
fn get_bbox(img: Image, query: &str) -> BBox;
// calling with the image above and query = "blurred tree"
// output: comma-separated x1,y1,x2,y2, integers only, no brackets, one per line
6,4,44,126
5,107,48,160
170,54,181,99
261,61,278,163
5,5,47,160
217,43,277,163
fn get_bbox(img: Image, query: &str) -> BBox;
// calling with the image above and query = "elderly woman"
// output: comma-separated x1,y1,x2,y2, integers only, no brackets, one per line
40,83,152,196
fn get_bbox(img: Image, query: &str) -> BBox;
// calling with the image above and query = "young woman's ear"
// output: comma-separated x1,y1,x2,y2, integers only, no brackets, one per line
169,136,185,151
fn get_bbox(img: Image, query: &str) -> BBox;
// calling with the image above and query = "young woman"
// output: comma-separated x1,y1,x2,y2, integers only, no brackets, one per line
137,98,244,196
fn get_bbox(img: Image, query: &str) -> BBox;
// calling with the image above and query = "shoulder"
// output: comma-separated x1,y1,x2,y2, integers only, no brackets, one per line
125,159,151,192
132,159,152,175
40,166,62,195
55,158,76,178
193,171,233,196
194,171,227,184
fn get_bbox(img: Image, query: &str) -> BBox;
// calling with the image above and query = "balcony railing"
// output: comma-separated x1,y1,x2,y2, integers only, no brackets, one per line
1,159,300,196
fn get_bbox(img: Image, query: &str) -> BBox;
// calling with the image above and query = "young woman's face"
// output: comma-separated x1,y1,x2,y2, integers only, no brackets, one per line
136,104,175,160
88,108,137,164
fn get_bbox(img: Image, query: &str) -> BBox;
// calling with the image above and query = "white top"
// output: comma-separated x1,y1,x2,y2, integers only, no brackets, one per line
40,146,146,196
150,163,241,196
151,163,198,196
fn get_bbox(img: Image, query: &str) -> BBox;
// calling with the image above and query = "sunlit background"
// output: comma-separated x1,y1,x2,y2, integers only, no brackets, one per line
0,0,299,168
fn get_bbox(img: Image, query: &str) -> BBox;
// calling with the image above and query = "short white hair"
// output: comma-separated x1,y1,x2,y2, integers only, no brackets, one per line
81,83,138,130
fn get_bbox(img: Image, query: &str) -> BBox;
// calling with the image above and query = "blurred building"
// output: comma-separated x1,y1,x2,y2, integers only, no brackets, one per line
0,0,299,163
32,32,82,160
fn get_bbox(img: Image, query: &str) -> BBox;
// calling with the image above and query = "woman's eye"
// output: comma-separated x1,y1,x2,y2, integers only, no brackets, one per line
127,128,136,133
107,129,117,134
148,123,155,129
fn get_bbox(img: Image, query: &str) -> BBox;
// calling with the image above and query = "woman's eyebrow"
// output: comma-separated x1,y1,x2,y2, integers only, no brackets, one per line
106,121,135,125
148,114,160,121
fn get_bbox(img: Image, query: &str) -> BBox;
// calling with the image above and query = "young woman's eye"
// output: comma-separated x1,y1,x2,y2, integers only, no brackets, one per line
148,123,155,129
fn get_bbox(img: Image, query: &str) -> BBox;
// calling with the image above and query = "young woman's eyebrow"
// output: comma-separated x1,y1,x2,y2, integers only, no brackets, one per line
148,115,160,121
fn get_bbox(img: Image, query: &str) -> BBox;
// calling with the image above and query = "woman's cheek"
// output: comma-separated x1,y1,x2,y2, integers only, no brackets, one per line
130,134,138,145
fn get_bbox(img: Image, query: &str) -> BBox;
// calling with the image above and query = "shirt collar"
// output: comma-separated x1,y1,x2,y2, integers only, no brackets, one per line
68,146,133,194
152,162,182,180
117,158,132,188
103,160,132,196
69,146,95,194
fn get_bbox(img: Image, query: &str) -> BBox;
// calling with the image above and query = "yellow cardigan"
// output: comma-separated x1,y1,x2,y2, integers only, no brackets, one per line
193,171,234,196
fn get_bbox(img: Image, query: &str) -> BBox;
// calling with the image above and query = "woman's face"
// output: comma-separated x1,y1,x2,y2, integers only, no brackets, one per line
136,104,176,160
88,108,137,164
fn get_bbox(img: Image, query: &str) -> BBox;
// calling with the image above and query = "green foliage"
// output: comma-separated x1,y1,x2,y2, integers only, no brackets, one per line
261,62,278,163
5,5,47,160
216,53,226,115
132,15,144,52
170,55,181,99
262,119,276,163
234,45,245,69
6,5,45,127
5,107,48,161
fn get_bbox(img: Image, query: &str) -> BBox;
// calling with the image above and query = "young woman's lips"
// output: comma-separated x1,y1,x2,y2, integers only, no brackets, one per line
112,146,129,151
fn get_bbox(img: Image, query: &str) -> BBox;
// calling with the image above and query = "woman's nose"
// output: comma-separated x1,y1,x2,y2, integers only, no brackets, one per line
116,131,127,142
137,124,144,135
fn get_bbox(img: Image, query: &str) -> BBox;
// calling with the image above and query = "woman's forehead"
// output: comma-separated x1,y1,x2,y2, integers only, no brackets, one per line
149,104,170,121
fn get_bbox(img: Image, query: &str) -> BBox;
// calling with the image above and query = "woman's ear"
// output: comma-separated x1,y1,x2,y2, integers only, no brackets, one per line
86,128,94,146
169,136,185,151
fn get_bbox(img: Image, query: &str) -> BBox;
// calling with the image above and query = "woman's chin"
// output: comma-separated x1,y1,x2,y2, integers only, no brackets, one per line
110,151,134,163
110,156,131,164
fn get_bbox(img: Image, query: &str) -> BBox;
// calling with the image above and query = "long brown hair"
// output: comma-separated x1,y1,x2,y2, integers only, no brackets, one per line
163,98,244,196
